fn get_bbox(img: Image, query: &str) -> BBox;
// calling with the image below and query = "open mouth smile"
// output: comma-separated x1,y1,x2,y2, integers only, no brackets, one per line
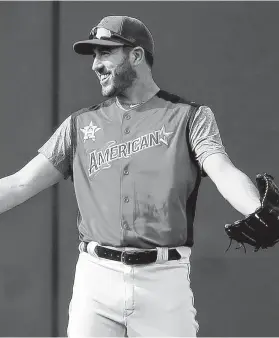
99,73,111,85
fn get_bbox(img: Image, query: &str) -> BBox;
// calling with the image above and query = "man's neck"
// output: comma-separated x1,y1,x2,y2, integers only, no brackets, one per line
116,79,160,105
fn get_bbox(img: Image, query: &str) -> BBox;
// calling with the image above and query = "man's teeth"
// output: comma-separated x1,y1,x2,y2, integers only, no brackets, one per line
100,74,110,81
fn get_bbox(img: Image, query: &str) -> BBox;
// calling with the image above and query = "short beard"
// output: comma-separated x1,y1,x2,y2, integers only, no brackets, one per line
101,54,137,97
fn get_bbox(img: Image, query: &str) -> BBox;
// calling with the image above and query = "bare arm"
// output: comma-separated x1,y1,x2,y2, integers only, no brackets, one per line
0,153,64,214
203,153,261,216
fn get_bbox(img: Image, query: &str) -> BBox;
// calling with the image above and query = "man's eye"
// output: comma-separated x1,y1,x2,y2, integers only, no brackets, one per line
101,50,110,56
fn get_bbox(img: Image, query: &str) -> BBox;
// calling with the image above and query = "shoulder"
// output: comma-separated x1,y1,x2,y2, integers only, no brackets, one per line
156,89,203,108
70,97,115,121
193,105,216,121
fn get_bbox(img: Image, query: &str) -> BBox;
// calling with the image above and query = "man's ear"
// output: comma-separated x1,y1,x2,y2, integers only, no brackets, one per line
130,47,145,66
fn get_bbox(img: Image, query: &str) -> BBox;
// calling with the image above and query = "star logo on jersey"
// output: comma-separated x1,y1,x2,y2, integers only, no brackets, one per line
80,121,101,142
158,125,173,146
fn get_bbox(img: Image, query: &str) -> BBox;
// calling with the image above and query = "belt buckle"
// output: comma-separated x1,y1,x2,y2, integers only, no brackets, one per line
121,250,137,265
121,251,128,264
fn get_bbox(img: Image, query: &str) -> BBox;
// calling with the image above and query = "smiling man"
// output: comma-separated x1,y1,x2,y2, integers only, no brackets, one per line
93,45,137,97
0,16,263,337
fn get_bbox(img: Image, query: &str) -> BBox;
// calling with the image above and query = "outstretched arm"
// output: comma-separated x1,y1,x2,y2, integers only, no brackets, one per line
0,114,73,214
203,153,261,216
0,154,63,214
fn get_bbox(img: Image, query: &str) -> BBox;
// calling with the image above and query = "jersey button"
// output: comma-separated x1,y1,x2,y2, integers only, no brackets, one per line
123,168,129,175
124,114,131,120
122,221,130,230
124,196,129,203
124,128,130,134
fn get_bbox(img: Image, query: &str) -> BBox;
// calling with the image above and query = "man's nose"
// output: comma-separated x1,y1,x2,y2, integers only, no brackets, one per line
92,57,103,72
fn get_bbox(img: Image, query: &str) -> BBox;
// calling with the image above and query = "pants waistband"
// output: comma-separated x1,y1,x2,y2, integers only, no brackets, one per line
79,241,191,265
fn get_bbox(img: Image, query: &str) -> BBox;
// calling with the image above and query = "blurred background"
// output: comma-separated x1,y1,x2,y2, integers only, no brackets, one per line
0,1,279,336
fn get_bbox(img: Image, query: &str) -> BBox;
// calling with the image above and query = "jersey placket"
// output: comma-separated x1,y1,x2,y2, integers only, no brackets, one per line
119,111,134,244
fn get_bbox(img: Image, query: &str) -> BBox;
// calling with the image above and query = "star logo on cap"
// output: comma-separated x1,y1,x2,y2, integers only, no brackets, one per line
158,125,173,146
80,121,101,142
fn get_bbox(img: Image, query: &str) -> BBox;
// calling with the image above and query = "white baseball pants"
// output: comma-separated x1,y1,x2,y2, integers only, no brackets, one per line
67,242,199,337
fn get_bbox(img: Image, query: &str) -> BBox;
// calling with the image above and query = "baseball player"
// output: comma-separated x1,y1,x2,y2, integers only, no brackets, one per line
0,15,266,337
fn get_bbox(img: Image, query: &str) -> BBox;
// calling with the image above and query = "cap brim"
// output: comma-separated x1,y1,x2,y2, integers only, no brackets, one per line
73,39,125,55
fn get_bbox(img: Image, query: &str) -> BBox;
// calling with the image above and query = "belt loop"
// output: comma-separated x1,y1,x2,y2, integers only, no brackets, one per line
156,247,169,263
87,241,99,258
79,242,85,253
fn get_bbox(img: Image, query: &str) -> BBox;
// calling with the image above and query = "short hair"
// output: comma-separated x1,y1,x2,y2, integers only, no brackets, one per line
123,46,154,68
144,50,154,68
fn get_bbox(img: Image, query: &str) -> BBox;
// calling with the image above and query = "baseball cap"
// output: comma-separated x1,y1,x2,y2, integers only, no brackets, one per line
73,16,154,56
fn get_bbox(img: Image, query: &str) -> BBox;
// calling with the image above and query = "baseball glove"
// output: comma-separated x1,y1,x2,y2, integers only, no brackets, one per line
225,173,279,252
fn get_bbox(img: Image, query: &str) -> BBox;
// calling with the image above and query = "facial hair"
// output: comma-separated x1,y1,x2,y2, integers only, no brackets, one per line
101,55,137,97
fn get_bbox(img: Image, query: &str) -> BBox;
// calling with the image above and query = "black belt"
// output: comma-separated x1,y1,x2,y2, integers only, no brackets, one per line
83,243,181,265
